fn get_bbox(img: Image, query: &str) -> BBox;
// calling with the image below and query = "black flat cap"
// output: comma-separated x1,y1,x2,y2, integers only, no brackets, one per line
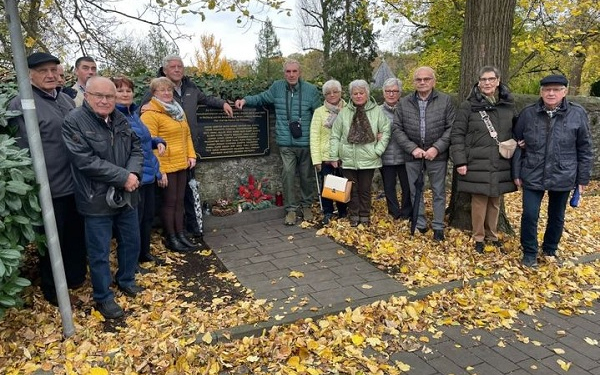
27,52,60,68
540,74,568,86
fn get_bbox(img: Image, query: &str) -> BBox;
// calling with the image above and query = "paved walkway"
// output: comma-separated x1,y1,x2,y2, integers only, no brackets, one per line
203,208,600,374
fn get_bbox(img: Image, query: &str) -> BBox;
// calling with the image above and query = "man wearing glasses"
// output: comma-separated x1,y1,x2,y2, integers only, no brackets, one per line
393,66,455,241
9,52,87,306
63,76,144,319
513,74,593,268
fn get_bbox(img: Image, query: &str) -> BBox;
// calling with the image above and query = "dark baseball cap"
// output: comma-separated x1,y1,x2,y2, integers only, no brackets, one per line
540,74,568,87
27,52,60,69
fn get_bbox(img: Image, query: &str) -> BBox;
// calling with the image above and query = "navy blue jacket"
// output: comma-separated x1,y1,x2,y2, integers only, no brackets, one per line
512,98,593,191
116,103,164,185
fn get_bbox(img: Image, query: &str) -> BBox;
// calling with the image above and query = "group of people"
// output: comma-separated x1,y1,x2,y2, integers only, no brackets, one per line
9,52,593,319
9,52,232,319
237,60,593,270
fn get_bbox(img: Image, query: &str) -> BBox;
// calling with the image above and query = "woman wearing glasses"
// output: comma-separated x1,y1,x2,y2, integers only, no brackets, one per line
380,78,412,220
450,66,517,254
309,79,348,225
113,76,166,268
141,77,199,252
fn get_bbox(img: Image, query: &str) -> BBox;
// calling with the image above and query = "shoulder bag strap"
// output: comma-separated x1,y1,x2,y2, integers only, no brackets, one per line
479,110,499,145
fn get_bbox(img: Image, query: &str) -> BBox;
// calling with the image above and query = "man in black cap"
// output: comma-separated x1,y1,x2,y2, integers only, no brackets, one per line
8,52,87,306
512,74,594,268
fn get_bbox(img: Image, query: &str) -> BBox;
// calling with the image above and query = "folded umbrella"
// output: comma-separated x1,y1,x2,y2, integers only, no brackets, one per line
410,158,426,235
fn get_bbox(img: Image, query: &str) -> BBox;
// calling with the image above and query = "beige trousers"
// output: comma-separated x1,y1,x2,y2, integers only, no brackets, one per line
471,194,500,242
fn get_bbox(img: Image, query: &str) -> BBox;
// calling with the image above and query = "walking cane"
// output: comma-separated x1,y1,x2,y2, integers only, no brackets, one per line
314,166,323,211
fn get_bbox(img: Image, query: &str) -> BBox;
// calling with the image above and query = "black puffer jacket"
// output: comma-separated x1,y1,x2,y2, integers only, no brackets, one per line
62,103,143,216
450,84,517,197
512,98,593,191
393,90,455,161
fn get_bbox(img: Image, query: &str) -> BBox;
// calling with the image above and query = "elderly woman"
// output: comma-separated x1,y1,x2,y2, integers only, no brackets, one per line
330,79,390,227
140,77,198,252
450,66,517,253
113,76,166,268
380,77,412,220
310,79,348,225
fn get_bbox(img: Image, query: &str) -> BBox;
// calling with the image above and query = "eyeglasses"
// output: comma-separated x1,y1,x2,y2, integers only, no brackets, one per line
86,92,116,101
414,77,433,83
541,87,566,93
384,90,400,94
326,90,341,95
479,77,498,83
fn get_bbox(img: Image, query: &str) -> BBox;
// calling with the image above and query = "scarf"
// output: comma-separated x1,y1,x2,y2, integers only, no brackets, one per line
323,100,343,128
347,105,375,144
542,104,561,118
383,102,397,112
153,97,185,121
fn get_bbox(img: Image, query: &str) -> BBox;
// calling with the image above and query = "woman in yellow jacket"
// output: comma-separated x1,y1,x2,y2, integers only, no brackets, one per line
140,77,198,252
310,79,347,225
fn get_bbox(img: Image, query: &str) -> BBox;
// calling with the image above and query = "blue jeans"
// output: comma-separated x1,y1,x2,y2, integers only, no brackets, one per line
85,207,140,303
319,163,347,216
521,188,570,257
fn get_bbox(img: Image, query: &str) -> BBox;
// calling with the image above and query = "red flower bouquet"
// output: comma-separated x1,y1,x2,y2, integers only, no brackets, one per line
237,174,274,210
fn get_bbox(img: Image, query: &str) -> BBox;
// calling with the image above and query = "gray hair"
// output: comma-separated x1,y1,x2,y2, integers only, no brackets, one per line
322,79,342,95
283,59,301,72
348,79,370,96
383,77,402,92
478,65,501,80
162,55,183,68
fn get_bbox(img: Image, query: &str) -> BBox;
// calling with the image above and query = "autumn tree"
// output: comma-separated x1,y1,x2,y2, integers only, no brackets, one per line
193,34,235,80
0,0,289,69
254,18,283,82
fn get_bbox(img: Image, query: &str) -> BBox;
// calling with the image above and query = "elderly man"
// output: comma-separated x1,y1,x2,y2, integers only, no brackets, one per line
513,74,593,268
141,55,233,247
8,52,87,306
71,56,97,106
394,66,455,241
63,76,144,319
235,60,321,225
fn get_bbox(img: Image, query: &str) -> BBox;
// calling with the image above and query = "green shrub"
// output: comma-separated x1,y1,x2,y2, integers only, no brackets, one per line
0,135,42,318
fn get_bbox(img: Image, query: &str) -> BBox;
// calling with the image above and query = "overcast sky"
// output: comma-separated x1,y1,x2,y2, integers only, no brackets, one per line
117,0,301,64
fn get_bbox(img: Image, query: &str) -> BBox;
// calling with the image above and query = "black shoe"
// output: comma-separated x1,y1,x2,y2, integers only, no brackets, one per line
139,253,164,265
433,229,445,241
177,233,200,250
165,234,191,252
117,284,144,297
322,214,332,225
417,227,429,234
350,220,359,227
136,265,151,275
475,241,484,254
96,299,124,319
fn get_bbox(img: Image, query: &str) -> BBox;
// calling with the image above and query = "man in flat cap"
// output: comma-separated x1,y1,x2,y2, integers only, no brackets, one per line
512,74,594,268
8,52,87,306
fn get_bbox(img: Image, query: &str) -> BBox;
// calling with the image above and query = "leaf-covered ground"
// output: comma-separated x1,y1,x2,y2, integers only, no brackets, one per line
1,183,599,374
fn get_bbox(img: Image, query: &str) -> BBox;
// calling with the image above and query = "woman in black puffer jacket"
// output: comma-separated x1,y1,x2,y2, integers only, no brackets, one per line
450,66,517,253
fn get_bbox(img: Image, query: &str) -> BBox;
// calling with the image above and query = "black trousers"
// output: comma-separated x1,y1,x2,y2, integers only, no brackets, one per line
137,182,157,259
380,164,412,218
39,194,87,300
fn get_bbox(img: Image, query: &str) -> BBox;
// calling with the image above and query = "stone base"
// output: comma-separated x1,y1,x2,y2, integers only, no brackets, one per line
203,206,285,231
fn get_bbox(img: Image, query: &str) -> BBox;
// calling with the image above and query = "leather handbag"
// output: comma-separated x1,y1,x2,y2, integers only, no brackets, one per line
479,111,517,159
322,174,352,203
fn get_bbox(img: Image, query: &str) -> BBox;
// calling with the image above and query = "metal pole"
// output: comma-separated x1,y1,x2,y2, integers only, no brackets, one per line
4,0,75,337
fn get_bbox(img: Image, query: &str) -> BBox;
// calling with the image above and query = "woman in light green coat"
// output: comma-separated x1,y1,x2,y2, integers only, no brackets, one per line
330,80,390,226
310,79,348,224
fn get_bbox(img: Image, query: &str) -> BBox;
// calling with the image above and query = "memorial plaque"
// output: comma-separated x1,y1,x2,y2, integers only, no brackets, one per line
196,105,270,160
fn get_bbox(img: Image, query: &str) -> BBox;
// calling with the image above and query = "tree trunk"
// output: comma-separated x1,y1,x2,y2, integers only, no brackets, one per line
448,0,517,233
